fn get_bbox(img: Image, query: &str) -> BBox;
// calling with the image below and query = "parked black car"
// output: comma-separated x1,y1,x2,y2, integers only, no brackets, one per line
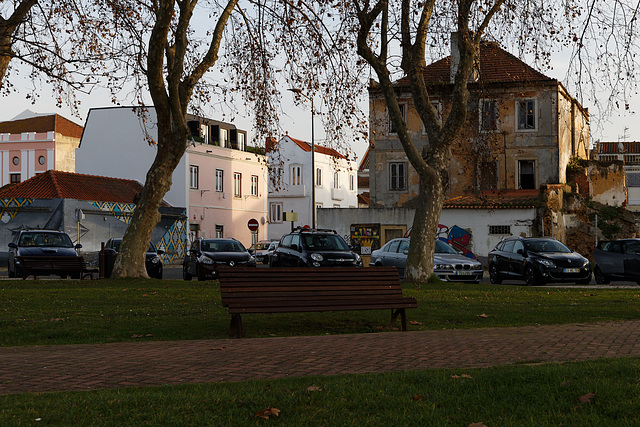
183,238,256,281
369,237,483,281
488,236,591,286
270,228,362,268
8,229,82,278
100,238,164,279
592,238,640,284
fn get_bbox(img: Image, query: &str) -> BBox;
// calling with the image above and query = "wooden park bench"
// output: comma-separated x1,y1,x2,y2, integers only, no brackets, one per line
218,266,418,338
16,256,98,280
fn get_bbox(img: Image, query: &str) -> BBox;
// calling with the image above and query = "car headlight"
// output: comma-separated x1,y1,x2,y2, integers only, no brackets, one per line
354,253,362,263
311,253,324,262
472,263,482,269
536,259,556,268
436,264,453,270
201,256,214,265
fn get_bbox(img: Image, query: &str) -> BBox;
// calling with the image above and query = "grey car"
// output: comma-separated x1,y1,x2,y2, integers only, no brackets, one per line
369,237,483,282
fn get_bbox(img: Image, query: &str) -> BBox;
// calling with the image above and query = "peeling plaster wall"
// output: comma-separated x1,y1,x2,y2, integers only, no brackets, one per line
368,80,588,208
567,161,626,207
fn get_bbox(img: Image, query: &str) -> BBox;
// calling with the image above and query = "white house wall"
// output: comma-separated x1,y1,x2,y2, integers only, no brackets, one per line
77,107,188,208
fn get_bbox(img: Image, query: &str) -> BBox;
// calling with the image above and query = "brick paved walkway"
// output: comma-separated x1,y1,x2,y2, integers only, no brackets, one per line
2,320,640,395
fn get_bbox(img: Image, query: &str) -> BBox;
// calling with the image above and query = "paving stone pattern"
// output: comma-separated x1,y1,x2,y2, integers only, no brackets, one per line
2,320,640,395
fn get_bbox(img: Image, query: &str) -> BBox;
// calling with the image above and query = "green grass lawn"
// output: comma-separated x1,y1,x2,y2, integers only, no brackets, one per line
1,278,639,346
2,278,640,424
2,358,639,426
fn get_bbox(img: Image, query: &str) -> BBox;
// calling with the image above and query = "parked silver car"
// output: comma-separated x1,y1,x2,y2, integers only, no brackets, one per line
369,237,483,282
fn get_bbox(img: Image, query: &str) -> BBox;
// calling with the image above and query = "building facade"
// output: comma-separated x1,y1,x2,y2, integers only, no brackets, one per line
267,134,358,240
0,110,83,186
76,107,268,248
368,39,590,207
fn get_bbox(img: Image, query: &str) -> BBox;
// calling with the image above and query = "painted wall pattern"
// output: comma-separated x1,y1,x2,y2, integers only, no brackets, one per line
91,201,135,224
437,224,475,258
0,198,33,223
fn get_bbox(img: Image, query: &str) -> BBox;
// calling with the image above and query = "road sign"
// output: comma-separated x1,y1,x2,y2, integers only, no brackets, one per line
248,218,259,231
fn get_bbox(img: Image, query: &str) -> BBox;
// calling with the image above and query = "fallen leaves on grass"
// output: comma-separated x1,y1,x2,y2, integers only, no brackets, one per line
451,374,473,379
560,380,572,387
469,423,487,427
476,313,489,318
412,395,424,401
306,385,323,392
578,392,596,404
131,334,153,338
410,320,423,325
210,346,226,351
142,292,158,297
255,407,280,419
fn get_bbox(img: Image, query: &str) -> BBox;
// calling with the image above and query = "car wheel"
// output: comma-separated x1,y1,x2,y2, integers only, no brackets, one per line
524,266,544,286
594,266,610,285
7,261,15,278
183,264,192,281
489,264,502,284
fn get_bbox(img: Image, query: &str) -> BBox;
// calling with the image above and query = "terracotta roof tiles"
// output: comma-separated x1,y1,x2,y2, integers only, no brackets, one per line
443,190,539,209
0,170,153,204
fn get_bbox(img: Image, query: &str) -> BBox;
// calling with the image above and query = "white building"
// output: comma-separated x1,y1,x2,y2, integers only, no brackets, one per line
76,106,269,247
267,134,358,240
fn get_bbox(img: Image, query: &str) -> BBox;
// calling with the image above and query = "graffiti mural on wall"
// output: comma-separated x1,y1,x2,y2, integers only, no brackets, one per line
0,198,33,223
437,224,475,259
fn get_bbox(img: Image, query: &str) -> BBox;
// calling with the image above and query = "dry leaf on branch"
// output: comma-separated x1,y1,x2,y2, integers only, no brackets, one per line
578,392,596,404
255,407,280,419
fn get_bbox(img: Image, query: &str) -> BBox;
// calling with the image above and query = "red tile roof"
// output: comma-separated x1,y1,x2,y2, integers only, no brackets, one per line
443,190,539,209
394,41,553,87
598,141,640,154
358,146,370,171
0,114,83,139
0,170,151,204
287,136,347,160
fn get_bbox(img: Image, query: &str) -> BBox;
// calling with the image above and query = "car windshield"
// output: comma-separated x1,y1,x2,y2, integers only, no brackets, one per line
201,240,246,252
110,240,156,252
435,240,459,254
524,240,571,253
19,232,73,248
301,235,349,251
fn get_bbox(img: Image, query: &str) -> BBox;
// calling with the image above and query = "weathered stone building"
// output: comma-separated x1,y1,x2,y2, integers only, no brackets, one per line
368,39,590,207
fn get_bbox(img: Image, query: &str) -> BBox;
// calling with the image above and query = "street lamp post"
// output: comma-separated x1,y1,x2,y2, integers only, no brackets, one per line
288,88,316,229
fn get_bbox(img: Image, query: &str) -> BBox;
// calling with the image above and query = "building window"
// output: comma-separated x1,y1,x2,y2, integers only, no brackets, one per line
516,99,536,130
38,156,46,165
422,101,443,133
220,129,229,147
333,171,339,189
189,165,199,189
316,167,322,187
518,160,536,189
250,175,258,196
489,225,511,235
291,165,302,185
349,174,355,191
234,172,242,197
389,103,406,134
238,133,245,151
480,99,498,131
215,225,224,238
270,202,283,223
215,169,223,192
389,162,407,191
10,173,20,184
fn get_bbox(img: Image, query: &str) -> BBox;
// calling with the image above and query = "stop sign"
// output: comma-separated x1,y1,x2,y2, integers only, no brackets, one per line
247,218,259,231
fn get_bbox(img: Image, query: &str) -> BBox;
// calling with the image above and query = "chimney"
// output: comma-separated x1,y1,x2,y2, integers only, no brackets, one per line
449,32,479,83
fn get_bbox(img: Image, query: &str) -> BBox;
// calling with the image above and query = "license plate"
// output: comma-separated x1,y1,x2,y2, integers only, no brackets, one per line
563,268,580,273
456,271,473,275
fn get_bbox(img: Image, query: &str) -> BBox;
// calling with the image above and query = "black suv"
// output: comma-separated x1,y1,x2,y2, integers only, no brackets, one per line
270,228,363,268
488,236,591,286
8,229,82,278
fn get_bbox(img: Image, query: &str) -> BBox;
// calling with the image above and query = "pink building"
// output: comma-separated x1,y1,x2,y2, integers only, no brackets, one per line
0,110,83,185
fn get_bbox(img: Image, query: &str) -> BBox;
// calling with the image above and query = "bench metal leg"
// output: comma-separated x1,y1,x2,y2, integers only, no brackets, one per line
229,314,243,338
390,308,407,331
